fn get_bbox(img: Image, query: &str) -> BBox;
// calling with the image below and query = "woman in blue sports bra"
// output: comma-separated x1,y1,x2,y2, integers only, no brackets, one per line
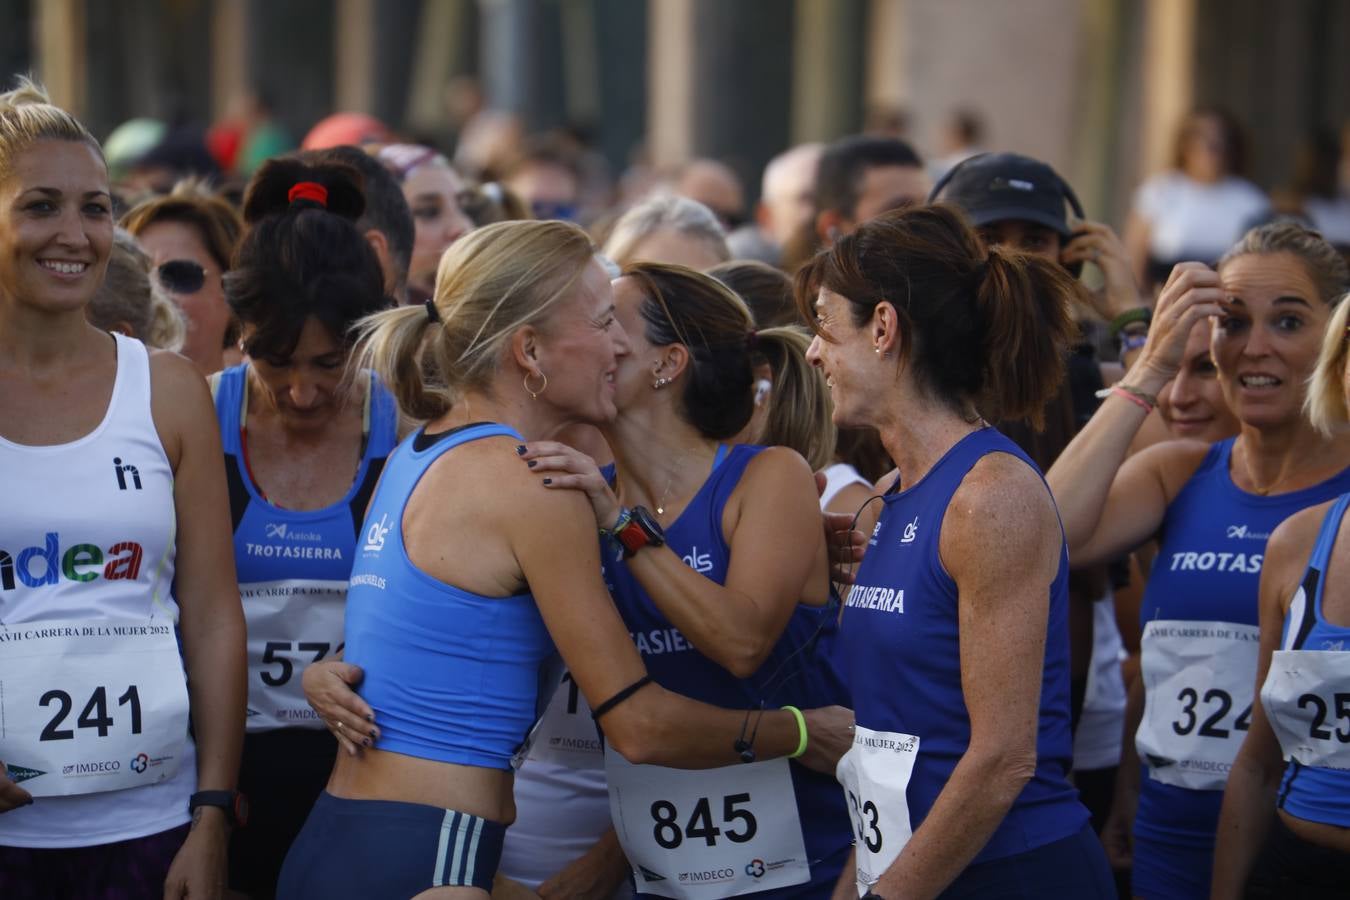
1047,222,1350,900
213,158,401,898
279,220,850,900
519,262,854,898
1212,296,1350,898
793,204,1112,898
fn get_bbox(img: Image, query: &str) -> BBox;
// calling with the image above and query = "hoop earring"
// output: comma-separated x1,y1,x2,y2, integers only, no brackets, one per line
523,370,548,400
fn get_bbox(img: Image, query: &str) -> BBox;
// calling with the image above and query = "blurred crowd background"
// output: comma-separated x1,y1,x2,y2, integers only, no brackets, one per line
8,0,1349,239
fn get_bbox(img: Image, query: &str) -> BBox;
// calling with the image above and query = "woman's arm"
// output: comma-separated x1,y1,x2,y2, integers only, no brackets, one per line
1211,512,1317,899
513,479,843,770
1046,263,1226,565
1101,672,1143,871
522,444,830,677
868,453,1061,899
150,352,247,899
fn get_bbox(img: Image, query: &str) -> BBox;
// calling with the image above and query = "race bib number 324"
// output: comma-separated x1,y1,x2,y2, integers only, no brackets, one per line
0,619,189,797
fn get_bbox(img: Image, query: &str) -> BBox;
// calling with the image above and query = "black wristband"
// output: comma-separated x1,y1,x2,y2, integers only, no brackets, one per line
591,675,653,721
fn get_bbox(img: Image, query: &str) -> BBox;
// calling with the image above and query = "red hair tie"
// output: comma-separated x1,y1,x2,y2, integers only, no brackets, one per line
287,181,328,208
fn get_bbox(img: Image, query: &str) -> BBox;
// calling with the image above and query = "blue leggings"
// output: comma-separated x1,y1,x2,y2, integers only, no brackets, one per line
278,792,506,899
940,824,1115,899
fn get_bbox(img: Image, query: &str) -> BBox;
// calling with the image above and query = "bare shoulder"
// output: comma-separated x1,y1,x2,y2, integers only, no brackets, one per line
419,433,595,531
147,349,217,467
942,452,1059,575
742,444,815,485
1265,501,1333,574
1131,437,1214,500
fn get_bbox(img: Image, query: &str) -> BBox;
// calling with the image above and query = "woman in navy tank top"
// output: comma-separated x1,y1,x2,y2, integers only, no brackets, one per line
281,221,849,900
212,158,402,898
519,263,854,898
794,205,1112,897
1047,223,1350,900
1212,295,1350,896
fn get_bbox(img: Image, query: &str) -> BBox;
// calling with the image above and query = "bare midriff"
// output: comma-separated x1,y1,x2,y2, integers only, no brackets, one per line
327,746,517,825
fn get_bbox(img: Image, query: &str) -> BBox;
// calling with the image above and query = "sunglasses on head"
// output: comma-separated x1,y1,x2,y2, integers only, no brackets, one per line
156,260,207,294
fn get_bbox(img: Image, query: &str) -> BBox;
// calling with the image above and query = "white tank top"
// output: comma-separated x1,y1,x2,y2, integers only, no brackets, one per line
0,333,195,848
818,462,871,511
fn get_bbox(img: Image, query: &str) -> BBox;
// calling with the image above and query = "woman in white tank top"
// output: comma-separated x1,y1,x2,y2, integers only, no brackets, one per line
0,80,245,900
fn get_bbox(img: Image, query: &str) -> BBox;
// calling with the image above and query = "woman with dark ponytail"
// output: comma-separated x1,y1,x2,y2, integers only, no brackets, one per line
213,157,400,898
798,204,1113,897
514,262,854,898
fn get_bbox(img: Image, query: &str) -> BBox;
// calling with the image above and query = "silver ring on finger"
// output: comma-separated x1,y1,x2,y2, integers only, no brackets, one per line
335,720,345,730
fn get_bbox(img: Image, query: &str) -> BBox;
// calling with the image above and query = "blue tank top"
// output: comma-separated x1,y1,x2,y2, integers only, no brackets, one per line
342,423,558,770
839,427,1086,864
214,364,399,584
603,444,853,897
1136,439,1350,848
1274,493,1350,828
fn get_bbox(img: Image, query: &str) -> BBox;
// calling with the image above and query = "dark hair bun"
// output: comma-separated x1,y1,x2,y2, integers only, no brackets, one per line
241,157,366,224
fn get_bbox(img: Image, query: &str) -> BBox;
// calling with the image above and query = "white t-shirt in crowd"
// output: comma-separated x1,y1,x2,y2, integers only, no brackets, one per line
1072,594,1128,772
1133,171,1269,264
1305,194,1350,247
818,462,871,512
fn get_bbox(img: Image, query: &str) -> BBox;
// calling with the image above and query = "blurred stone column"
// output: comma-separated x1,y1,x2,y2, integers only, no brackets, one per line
865,0,909,131
792,0,866,144
406,0,477,139
1139,0,1195,177
35,0,85,115
212,0,249,122
478,0,565,131
647,0,792,194
334,0,375,114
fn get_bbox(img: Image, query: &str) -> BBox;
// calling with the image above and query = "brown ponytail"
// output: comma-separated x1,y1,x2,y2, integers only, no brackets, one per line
973,247,1078,428
795,203,1082,428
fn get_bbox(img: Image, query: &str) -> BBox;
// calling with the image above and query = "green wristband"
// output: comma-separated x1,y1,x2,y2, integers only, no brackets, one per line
782,705,808,759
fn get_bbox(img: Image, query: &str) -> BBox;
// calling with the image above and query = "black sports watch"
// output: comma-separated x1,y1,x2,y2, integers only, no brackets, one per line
189,790,248,828
861,893,886,900
615,505,665,558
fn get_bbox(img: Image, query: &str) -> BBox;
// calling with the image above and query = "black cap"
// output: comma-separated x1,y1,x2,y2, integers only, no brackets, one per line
932,153,1076,237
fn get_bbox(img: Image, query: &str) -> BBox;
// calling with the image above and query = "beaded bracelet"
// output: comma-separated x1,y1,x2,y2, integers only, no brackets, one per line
1095,383,1157,413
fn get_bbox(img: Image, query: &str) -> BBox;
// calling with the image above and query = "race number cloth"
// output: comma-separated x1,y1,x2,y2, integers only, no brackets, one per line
1136,619,1259,790
834,727,920,896
242,579,346,732
1263,651,1350,769
606,747,809,898
521,671,603,769
0,619,188,797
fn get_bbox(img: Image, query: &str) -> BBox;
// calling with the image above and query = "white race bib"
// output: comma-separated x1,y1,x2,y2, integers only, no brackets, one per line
1261,650,1350,770
525,672,604,769
834,727,920,896
1136,619,1260,790
605,746,809,898
0,619,189,797
242,579,346,732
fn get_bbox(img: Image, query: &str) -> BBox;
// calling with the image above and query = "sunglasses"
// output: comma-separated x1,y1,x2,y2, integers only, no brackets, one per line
156,259,207,294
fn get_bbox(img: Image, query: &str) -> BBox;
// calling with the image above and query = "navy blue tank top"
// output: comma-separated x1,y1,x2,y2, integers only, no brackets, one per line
214,364,399,731
343,423,559,771
839,427,1087,864
604,445,853,897
1135,439,1350,849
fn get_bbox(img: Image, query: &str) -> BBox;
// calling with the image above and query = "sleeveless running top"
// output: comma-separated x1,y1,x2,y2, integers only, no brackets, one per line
213,364,399,732
342,423,558,770
1265,493,1350,828
1135,439,1350,852
603,444,853,898
839,427,1086,864
0,334,195,848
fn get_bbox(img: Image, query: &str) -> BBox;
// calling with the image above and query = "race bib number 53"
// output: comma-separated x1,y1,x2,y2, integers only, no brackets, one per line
835,726,919,896
0,619,189,797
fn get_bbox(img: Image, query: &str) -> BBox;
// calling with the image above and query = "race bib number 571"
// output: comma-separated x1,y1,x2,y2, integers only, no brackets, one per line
0,620,189,797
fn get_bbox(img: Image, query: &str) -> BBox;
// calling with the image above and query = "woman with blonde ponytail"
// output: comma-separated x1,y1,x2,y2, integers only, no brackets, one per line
288,222,850,899
0,78,246,900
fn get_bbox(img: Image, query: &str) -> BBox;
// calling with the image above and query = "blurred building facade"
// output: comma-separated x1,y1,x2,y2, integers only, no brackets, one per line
5,0,1346,224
